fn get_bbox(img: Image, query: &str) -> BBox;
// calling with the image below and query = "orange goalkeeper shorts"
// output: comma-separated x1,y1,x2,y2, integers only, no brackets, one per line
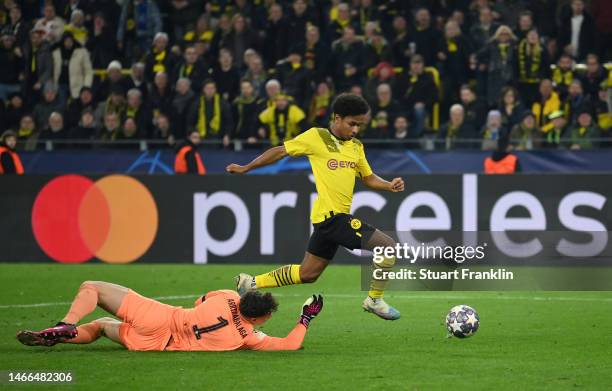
116,290,177,351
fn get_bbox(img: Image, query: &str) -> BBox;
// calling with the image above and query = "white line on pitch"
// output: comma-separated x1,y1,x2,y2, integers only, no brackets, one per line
1,293,612,309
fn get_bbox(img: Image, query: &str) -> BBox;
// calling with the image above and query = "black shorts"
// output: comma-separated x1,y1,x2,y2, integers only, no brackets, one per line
307,212,376,260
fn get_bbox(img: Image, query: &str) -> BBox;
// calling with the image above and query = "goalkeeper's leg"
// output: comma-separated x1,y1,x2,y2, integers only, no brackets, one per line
236,253,329,294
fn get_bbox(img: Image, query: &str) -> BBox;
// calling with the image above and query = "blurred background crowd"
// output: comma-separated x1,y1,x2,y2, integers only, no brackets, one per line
0,0,611,152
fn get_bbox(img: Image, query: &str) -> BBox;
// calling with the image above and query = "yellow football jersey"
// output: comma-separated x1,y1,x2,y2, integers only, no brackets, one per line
284,127,373,223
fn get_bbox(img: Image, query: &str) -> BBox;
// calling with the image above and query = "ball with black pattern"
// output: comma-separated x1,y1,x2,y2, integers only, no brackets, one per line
446,305,480,338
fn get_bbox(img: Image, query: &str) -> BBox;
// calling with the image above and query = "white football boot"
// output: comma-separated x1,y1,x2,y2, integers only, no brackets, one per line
362,296,401,320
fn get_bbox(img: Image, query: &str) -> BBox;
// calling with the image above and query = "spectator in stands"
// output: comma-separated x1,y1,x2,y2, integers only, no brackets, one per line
412,8,441,67
510,110,539,150
533,79,561,133
116,117,140,144
97,112,121,141
64,9,88,45
41,111,68,141
261,79,281,110
478,25,516,106
389,15,411,67
398,55,437,138
16,114,36,143
4,93,25,131
182,13,214,51
558,0,596,62
151,113,174,145
569,108,600,149
23,26,53,104
483,136,521,174
144,32,177,81
365,83,400,139
33,83,64,132
95,60,128,102
220,14,260,70
564,79,590,125
211,48,241,102
364,62,396,104
594,87,612,133
174,129,206,174
517,29,549,106
187,79,232,147
87,12,117,69
117,0,162,63
552,54,575,101
231,79,259,143
67,87,95,128
301,25,328,83
0,130,24,174
52,32,93,102
125,88,151,138
327,3,359,43
592,0,612,61
263,3,289,68
210,13,232,59
470,7,500,50
439,104,478,150
499,86,525,130
578,54,608,102
170,78,195,140
148,71,172,119
363,22,392,70
307,81,333,128
542,110,567,148
392,115,409,145
437,20,472,114
96,87,126,125
329,25,365,92
70,109,97,144
168,0,203,43
0,30,22,100
126,62,148,98
172,45,207,93
481,110,505,150
243,54,268,98
460,85,487,132
34,3,65,44
5,5,30,48
286,0,317,49
515,10,534,41
275,47,311,109
258,93,307,146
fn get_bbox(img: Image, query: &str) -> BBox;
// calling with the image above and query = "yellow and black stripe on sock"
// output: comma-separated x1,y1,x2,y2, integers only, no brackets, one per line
254,265,302,288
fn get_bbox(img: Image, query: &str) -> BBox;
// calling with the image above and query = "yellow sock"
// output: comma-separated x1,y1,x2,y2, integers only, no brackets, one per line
255,265,302,288
368,256,396,299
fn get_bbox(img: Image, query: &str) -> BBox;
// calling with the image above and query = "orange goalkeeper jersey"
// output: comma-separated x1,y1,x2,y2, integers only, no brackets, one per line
165,290,306,351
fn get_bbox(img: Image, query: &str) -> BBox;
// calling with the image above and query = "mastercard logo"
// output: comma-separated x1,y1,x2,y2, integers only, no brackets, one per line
31,174,158,264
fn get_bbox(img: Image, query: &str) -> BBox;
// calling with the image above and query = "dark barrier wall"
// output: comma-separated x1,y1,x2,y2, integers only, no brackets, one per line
0,174,610,264
17,149,612,174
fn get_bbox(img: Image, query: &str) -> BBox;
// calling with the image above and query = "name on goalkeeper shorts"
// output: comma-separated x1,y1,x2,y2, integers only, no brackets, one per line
373,268,514,280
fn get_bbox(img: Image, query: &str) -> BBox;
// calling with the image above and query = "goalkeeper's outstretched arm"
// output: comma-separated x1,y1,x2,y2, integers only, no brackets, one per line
226,146,288,174
244,295,324,351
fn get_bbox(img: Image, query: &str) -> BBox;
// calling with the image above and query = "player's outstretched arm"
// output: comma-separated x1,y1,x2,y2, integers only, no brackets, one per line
226,145,288,174
362,174,405,192
245,295,324,351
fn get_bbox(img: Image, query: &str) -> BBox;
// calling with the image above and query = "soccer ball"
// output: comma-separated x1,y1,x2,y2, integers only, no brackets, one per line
446,305,479,338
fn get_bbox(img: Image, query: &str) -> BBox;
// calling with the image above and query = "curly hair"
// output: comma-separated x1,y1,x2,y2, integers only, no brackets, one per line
332,93,370,118
239,291,279,318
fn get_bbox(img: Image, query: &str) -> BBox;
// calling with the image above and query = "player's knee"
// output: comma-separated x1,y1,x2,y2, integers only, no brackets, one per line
80,281,99,290
299,269,320,283
376,255,396,269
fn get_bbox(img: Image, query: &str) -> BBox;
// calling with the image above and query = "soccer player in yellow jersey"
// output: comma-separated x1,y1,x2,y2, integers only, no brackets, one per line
227,93,404,320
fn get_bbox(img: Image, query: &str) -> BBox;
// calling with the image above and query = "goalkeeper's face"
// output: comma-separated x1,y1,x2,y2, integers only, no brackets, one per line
332,114,369,140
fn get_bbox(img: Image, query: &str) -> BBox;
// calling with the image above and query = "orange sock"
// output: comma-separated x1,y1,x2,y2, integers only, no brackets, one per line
62,284,98,324
67,322,102,344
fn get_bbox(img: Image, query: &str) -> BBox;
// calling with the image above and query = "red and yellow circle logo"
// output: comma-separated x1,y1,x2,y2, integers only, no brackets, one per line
31,174,158,264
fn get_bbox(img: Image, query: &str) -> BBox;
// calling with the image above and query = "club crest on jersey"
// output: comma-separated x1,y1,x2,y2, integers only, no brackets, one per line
350,218,362,230
327,159,356,170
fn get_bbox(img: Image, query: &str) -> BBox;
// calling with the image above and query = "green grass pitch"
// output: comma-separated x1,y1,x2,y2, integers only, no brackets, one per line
1,263,611,390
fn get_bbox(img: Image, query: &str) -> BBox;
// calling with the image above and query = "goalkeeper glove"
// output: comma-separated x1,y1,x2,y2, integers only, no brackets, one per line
298,294,323,328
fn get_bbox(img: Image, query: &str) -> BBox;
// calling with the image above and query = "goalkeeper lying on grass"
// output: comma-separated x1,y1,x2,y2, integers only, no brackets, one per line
17,281,323,351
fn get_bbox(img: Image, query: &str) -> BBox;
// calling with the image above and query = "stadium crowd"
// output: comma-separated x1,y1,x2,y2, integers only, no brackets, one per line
0,0,611,152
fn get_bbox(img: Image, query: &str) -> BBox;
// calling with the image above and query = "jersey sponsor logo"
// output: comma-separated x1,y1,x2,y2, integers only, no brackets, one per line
227,298,248,338
327,159,356,170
